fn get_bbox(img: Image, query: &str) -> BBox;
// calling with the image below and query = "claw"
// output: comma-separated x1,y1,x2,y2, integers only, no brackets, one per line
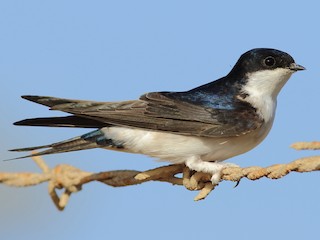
233,180,241,188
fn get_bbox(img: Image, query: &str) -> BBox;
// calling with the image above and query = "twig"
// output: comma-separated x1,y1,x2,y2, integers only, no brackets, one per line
291,141,320,150
1,142,319,210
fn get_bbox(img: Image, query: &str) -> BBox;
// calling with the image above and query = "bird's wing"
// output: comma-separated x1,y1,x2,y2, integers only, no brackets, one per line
19,93,263,137
14,115,110,128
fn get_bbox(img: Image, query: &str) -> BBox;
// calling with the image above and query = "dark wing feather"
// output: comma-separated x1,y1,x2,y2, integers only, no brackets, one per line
20,93,263,137
14,115,109,128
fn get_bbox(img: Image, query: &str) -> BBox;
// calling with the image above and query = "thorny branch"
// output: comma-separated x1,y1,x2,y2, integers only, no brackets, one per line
1,142,320,211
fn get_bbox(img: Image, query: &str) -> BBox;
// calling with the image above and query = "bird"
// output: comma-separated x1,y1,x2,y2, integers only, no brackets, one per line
10,48,305,185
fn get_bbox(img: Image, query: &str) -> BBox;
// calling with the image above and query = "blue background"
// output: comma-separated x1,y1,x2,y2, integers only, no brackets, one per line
1,1,319,239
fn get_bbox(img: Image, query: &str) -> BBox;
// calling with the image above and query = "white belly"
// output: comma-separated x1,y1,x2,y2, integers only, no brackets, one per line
101,120,273,164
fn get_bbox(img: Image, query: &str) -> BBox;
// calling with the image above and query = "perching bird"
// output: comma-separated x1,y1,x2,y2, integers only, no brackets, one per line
10,48,305,184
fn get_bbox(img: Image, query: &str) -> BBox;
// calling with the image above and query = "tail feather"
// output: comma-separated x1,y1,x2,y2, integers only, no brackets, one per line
8,129,115,160
9,144,52,152
8,96,124,160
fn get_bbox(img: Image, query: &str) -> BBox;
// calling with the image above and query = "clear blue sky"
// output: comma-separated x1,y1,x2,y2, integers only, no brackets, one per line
1,1,319,239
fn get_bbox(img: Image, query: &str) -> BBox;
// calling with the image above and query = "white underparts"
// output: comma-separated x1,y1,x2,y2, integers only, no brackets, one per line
241,68,293,122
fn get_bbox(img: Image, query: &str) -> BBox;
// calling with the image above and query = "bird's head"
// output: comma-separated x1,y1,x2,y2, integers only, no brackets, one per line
230,48,305,99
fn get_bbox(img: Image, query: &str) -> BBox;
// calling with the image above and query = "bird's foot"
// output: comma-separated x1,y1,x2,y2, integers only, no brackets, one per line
185,158,239,186
182,168,210,190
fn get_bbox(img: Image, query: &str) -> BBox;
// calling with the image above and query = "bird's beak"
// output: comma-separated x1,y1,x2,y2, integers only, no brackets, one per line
289,62,306,71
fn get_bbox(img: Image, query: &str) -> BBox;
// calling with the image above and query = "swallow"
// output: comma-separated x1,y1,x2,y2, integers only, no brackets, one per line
10,48,305,185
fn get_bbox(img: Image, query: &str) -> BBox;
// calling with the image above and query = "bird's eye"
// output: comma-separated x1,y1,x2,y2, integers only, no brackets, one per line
264,56,276,67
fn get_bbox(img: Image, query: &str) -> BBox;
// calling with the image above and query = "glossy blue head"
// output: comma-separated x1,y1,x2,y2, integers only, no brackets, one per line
228,48,305,78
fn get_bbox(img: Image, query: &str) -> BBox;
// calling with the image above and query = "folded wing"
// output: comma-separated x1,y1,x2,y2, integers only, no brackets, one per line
16,93,263,137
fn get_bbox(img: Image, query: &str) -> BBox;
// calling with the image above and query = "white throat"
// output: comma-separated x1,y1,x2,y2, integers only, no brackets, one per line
241,68,294,122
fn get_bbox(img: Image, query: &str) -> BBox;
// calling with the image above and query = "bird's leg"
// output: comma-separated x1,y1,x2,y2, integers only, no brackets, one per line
185,157,239,185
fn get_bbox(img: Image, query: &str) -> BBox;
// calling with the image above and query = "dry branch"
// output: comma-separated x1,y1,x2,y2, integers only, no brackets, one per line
291,141,320,150
1,142,319,210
